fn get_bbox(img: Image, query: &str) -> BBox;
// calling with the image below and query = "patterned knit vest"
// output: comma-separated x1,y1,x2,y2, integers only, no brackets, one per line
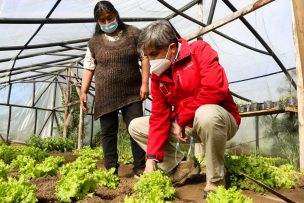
88,25,142,119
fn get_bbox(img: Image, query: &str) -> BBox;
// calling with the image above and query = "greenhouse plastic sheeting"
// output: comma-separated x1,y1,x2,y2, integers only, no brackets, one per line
0,0,297,153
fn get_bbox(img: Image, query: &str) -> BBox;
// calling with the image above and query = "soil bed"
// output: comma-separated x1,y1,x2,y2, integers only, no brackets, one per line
32,153,304,203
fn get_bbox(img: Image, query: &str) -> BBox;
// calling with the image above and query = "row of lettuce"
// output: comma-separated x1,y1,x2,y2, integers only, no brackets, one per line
0,138,302,203
0,144,119,202
129,155,301,203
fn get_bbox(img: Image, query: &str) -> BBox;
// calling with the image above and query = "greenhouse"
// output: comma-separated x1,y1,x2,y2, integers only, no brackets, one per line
0,0,303,202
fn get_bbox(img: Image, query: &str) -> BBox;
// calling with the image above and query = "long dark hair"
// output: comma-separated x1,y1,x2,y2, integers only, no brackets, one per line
93,1,125,36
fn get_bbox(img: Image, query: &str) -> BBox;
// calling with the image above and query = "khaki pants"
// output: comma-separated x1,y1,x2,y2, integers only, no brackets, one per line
128,104,238,183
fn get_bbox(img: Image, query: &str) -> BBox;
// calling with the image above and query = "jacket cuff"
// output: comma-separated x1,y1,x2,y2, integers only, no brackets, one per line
146,153,163,162
175,114,185,128
176,113,193,128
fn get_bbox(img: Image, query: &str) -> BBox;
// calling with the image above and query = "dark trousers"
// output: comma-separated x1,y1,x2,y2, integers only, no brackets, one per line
99,101,146,173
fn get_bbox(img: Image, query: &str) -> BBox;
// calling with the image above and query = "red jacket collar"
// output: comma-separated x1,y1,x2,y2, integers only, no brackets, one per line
175,38,191,63
150,72,173,83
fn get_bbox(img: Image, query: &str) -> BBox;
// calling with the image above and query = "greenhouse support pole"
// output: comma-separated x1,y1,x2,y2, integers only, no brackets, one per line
184,0,273,40
32,82,35,107
69,68,83,149
34,109,38,135
196,0,203,40
207,0,217,25
63,68,71,138
255,116,259,151
90,97,95,147
6,106,12,143
292,0,304,170
0,134,5,142
39,112,55,135
32,82,37,135
78,106,84,149
50,79,58,137
90,113,94,147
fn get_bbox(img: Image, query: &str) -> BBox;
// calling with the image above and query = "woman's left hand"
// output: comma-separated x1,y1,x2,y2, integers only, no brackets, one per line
140,83,149,100
144,159,156,174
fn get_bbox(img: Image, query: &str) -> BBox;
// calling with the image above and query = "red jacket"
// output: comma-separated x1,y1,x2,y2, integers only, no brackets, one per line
147,38,241,162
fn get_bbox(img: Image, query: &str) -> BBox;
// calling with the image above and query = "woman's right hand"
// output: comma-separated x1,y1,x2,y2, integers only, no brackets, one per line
140,83,149,100
80,93,89,112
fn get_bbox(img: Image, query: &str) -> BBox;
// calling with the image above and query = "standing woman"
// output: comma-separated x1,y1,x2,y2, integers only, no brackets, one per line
80,1,149,178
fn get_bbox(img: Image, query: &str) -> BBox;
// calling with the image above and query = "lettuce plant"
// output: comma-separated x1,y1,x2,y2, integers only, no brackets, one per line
0,176,37,203
125,170,175,203
206,186,252,203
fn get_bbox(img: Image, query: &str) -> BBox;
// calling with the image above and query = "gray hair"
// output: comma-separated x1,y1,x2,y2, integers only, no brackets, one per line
137,20,178,53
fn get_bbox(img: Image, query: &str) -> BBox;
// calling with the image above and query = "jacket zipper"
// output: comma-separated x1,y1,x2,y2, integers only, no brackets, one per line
177,71,183,89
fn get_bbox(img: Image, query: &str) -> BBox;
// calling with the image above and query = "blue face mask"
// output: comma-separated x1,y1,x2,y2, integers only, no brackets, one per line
99,19,118,33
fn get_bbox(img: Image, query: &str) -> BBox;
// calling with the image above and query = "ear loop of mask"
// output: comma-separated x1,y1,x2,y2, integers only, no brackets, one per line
175,140,180,165
162,43,175,63
164,45,171,61
166,44,177,63
187,136,194,160
175,136,194,164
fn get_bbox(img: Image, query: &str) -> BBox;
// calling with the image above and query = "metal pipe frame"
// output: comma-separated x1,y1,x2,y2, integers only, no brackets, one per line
230,91,252,102
0,17,163,24
221,0,296,89
34,78,57,106
8,0,62,88
158,0,270,55
34,109,38,134
38,111,54,136
0,38,89,51
50,78,58,137
45,53,85,57
0,56,81,75
0,44,87,63
165,0,200,19
60,45,87,51
207,0,218,25
229,67,296,84
2,0,291,140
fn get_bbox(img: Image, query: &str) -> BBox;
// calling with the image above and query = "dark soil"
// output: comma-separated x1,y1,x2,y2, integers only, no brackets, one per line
48,151,79,163
31,176,59,203
31,152,304,203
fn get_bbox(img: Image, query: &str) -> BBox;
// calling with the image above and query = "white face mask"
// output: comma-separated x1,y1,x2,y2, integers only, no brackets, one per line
149,47,172,76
